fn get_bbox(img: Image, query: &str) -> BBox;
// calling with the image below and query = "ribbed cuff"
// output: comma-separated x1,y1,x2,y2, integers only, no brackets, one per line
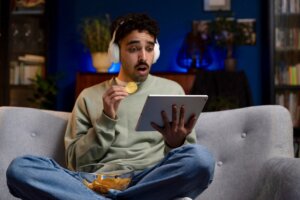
95,111,118,131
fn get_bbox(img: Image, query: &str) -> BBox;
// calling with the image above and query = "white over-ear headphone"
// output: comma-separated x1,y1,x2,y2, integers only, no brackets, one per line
107,23,160,64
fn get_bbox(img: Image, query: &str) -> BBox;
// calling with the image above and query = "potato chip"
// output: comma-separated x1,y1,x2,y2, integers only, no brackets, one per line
83,175,131,194
125,82,138,94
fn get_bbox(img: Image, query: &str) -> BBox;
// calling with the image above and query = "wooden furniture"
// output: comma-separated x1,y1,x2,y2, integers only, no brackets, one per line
191,70,252,111
75,72,196,98
0,0,54,107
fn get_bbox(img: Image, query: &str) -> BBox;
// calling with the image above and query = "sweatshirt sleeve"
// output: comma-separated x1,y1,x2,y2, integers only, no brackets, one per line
64,92,117,171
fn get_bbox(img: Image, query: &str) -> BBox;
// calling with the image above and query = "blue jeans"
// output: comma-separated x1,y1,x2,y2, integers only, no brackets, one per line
6,144,215,200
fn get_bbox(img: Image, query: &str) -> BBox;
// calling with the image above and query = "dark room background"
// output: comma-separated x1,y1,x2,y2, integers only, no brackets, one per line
48,0,261,111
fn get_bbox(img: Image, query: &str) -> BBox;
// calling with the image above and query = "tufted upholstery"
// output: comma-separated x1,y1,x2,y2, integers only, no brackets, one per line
1,105,300,200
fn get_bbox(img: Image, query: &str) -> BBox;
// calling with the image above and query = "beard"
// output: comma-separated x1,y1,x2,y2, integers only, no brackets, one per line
120,60,152,82
129,61,151,82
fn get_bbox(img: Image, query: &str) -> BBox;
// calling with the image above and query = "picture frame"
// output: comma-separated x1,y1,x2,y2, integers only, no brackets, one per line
237,19,256,45
192,20,210,34
191,18,257,46
204,0,231,11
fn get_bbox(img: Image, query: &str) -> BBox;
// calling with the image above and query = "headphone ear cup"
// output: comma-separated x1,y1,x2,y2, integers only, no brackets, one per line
153,41,160,64
108,42,120,63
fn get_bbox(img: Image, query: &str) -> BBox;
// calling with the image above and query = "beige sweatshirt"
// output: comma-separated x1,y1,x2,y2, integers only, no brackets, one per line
64,75,197,171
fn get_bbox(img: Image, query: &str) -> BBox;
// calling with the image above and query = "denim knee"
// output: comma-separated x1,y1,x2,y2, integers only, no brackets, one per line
6,155,40,185
177,144,215,184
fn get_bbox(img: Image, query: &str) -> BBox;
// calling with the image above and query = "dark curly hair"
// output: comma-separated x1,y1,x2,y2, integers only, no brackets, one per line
111,13,160,44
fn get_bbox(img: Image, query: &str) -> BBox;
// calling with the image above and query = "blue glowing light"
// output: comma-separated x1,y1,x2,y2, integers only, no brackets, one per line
108,63,121,73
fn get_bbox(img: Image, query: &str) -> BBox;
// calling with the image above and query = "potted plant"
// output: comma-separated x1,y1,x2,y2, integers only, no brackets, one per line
209,12,255,71
27,74,59,110
80,15,111,72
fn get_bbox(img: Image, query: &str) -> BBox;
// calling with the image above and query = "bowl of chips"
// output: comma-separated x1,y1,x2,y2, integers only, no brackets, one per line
78,163,134,194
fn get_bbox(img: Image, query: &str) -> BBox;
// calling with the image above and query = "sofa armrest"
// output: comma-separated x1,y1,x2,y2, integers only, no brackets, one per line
257,157,300,200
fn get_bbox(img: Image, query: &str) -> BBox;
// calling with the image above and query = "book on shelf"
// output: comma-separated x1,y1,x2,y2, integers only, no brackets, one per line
10,54,45,85
276,0,300,14
21,65,43,85
275,28,300,50
276,91,300,127
18,54,45,64
275,63,300,85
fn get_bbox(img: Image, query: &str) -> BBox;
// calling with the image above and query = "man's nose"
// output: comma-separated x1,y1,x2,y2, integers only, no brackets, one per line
138,49,147,61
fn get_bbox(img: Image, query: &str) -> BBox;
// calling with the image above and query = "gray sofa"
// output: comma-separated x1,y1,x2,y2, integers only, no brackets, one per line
1,105,300,200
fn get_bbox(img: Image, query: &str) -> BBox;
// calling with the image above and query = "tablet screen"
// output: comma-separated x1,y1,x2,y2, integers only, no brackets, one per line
135,94,208,131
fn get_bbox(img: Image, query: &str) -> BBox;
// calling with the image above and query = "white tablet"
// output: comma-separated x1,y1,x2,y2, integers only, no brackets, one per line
135,94,208,131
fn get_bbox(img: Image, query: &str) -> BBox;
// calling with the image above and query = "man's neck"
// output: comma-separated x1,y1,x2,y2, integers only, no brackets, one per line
117,70,131,83
115,77,128,86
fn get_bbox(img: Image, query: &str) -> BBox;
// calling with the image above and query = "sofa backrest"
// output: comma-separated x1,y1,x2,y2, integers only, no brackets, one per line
194,105,294,200
0,107,70,200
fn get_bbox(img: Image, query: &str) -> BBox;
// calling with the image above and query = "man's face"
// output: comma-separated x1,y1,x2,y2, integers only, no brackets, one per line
118,30,156,82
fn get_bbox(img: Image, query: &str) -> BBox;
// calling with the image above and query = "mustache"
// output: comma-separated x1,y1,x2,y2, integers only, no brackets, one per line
135,61,149,68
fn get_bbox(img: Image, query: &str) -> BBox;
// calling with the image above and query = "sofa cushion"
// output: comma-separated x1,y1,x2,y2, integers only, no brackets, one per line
0,107,70,200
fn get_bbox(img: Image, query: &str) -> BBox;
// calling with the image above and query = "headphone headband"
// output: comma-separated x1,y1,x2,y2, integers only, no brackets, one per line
107,21,160,64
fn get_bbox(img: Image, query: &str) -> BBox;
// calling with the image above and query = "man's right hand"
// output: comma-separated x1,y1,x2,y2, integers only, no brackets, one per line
102,85,128,119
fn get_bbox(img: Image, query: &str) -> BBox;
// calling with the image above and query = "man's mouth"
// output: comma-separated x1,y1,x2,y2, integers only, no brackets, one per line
135,62,149,72
136,65,148,72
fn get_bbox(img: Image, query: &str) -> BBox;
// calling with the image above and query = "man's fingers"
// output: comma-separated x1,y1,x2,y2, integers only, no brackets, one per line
109,91,128,100
161,110,171,129
172,104,178,122
110,96,126,104
103,86,128,103
186,114,197,131
102,86,128,119
103,93,126,105
179,105,185,127
107,89,128,98
172,104,178,132
104,85,127,96
151,122,164,133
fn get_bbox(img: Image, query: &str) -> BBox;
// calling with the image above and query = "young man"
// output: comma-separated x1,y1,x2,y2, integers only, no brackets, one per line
6,13,215,200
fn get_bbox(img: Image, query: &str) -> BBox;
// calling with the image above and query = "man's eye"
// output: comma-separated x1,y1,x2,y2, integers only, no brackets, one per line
128,46,140,53
146,46,154,52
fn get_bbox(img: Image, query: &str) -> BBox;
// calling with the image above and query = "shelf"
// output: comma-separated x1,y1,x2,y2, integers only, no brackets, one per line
9,84,34,89
275,48,300,52
275,85,300,91
9,85,35,107
12,9,44,15
0,0,50,108
275,14,300,20
275,13,300,17
264,0,300,144
275,14,300,27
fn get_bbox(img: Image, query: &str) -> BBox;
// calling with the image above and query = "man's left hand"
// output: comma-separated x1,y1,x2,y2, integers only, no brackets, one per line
151,104,197,148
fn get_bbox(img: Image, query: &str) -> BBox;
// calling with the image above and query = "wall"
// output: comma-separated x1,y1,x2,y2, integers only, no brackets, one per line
52,0,261,111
